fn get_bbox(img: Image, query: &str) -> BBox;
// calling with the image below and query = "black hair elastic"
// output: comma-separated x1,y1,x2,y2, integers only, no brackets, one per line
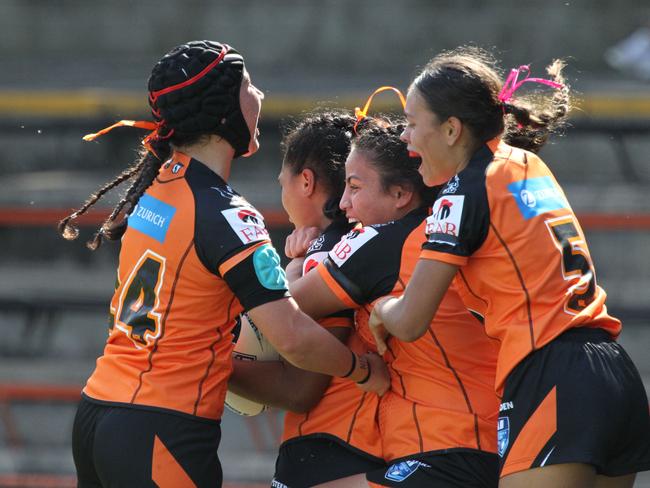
341,350,357,378
356,355,372,385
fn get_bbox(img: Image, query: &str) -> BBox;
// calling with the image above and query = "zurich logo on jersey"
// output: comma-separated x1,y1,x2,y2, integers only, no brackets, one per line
385,460,428,482
497,416,510,457
128,194,176,243
508,176,568,220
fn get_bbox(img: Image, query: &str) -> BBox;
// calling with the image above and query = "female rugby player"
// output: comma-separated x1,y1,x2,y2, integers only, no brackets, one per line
369,47,650,487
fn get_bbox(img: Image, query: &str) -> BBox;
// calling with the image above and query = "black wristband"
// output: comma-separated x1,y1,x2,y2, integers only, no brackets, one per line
356,356,372,384
341,350,357,378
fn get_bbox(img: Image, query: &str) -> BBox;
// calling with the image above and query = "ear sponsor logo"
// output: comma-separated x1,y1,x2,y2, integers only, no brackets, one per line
508,176,568,220
425,195,464,246
222,206,269,244
329,227,378,266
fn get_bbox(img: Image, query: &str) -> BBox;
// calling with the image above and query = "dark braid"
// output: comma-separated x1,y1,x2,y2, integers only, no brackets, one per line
59,139,171,250
60,40,250,250
413,47,570,155
502,60,570,153
282,110,356,223
353,117,437,207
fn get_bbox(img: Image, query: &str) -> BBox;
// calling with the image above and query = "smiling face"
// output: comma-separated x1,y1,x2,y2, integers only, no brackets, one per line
239,67,264,157
339,148,403,226
401,87,458,186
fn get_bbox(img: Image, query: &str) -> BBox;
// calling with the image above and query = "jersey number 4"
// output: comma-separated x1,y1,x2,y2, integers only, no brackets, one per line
113,251,166,346
545,216,596,314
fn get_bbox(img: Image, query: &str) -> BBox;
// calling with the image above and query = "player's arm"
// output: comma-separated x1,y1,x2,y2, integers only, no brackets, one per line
229,325,351,413
288,263,354,319
370,258,457,353
247,298,387,394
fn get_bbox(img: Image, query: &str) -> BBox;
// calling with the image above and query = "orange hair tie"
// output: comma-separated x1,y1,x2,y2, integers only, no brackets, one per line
83,120,168,159
353,86,406,135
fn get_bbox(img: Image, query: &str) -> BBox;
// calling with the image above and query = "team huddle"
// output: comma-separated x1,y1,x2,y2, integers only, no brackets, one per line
60,40,650,488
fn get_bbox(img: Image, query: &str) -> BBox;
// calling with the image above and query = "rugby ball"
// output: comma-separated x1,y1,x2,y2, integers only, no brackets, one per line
226,313,279,416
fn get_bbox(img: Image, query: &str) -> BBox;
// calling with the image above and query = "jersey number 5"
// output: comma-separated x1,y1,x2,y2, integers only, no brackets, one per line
545,216,596,314
114,251,166,346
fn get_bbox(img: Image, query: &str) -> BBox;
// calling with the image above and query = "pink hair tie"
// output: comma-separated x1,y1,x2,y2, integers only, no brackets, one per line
498,65,564,104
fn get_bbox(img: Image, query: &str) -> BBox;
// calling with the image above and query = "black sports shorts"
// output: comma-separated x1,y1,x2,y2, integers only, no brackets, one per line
73,395,222,487
498,327,650,478
272,436,385,487
365,449,498,487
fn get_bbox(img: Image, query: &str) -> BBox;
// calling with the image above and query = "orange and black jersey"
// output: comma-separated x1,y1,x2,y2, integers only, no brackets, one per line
84,152,289,421
316,207,499,461
282,220,383,461
420,139,621,393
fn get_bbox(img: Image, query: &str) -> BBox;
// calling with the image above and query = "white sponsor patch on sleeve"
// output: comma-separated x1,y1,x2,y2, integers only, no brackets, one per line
425,195,465,246
221,206,270,244
303,251,328,275
328,227,379,267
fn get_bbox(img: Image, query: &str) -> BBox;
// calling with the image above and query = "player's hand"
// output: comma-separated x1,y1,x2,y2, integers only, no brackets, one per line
368,297,393,355
285,226,321,259
356,353,390,396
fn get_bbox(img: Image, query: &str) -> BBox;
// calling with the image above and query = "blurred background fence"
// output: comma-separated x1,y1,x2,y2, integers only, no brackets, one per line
0,1,649,486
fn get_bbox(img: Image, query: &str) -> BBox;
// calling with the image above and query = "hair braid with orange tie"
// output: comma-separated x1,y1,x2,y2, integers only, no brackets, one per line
59,40,252,249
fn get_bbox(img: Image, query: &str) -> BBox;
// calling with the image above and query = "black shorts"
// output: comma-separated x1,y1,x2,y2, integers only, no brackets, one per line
366,450,498,488
498,327,650,478
272,436,385,487
73,395,223,487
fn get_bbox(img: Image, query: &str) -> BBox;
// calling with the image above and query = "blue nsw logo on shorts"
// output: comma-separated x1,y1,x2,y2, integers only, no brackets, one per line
508,176,568,220
497,416,510,457
128,194,176,243
385,460,428,482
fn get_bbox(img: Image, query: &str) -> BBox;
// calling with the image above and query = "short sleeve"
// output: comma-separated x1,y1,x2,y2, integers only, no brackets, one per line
317,224,404,307
421,171,489,265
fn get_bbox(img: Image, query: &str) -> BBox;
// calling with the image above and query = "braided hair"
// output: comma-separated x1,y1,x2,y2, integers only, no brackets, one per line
412,46,570,154
59,40,251,250
282,110,356,223
353,117,438,207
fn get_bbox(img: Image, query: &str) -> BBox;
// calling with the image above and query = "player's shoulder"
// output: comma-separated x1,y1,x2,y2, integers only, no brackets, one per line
328,209,426,269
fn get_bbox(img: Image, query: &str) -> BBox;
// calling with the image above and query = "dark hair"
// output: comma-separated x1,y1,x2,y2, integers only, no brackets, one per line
412,46,570,154
59,40,250,250
282,110,356,222
352,117,437,207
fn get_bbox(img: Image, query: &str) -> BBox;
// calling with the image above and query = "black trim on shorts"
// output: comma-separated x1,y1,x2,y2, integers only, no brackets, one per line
274,434,386,487
279,433,384,464
82,393,221,425
367,448,498,488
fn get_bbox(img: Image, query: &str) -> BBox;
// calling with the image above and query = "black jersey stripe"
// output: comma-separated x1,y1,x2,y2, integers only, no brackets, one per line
458,269,489,308
412,402,424,453
346,392,368,444
193,295,235,415
131,239,195,404
427,327,480,449
489,222,535,350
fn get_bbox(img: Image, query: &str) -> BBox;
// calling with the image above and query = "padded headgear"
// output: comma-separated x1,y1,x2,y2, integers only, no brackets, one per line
147,40,251,157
